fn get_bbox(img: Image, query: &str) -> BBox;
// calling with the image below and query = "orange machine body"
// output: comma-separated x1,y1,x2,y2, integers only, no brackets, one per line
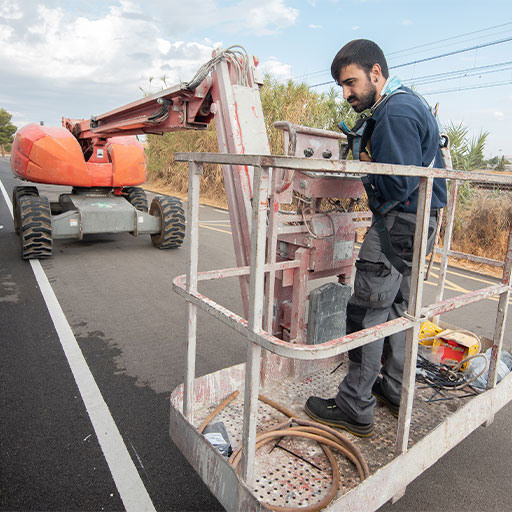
10,123,146,188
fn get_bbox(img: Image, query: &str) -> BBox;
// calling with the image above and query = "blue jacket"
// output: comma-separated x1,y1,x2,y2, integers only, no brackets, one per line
369,86,447,213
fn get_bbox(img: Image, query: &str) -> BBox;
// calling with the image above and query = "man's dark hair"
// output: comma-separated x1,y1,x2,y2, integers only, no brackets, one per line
331,39,389,83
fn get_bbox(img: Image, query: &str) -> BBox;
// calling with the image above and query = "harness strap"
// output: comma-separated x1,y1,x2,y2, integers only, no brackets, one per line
346,88,439,276
361,175,411,276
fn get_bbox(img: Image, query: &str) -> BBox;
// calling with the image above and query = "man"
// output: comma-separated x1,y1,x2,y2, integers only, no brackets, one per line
305,39,447,437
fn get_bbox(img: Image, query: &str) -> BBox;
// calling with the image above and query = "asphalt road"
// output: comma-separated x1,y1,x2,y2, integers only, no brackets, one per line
1,154,511,512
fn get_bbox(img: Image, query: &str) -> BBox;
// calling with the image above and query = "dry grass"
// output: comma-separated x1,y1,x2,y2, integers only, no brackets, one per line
145,122,224,204
144,76,352,207
450,189,512,262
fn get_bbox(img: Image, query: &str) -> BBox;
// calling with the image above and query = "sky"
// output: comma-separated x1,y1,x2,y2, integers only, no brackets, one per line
1,0,511,158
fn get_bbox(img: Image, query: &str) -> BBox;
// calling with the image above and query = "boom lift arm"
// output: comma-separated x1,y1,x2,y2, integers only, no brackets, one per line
11,45,366,349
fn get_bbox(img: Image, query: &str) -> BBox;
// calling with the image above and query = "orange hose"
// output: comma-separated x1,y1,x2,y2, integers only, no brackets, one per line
198,390,240,433
201,392,369,511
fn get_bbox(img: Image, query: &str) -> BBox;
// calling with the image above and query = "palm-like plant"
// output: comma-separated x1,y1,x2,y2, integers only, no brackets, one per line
444,122,488,171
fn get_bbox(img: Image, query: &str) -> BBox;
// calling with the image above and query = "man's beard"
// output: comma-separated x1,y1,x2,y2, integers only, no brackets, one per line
347,81,377,113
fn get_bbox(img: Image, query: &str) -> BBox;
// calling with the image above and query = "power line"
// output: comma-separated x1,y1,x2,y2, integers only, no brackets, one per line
310,64,512,90
310,37,512,87
309,79,335,88
404,60,512,83
422,80,512,96
387,28,512,62
389,36,512,70
282,22,512,83
387,21,512,56
413,67,512,87
405,62,512,87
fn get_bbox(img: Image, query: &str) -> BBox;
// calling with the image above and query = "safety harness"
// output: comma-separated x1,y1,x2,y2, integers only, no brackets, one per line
338,89,438,276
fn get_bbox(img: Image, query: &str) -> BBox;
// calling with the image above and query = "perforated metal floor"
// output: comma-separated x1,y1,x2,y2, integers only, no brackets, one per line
192,356,474,509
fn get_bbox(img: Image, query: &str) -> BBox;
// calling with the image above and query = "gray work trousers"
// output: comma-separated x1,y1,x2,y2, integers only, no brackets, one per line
335,210,438,424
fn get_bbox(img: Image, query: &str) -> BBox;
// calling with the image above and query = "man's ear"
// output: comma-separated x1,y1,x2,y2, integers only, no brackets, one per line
370,63,382,83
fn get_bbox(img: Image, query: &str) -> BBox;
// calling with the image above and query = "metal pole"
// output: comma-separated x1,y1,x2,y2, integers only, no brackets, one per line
434,179,458,324
395,176,433,459
425,207,443,281
183,161,203,421
290,248,309,342
486,223,512,396
264,169,280,333
241,165,270,485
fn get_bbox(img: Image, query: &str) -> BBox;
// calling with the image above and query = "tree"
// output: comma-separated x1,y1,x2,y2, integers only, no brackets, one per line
495,156,508,171
486,155,499,167
444,122,488,171
0,108,17,156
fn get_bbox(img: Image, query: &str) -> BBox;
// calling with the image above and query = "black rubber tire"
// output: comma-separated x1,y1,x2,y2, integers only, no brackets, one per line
123,187,148,212
13,186,39,235
18,195,53,260
149,196,185,249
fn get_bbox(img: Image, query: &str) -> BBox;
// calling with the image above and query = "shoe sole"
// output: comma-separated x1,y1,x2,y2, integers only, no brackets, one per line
372,391,400,418
304,404,374,437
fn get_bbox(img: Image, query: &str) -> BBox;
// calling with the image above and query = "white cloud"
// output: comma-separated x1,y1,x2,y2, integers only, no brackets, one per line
0,23,13,41
0,0,300,91
247,0,299,35
0,0,23,20
5,109,30,126
118,0,142,14
157,38,171,55
28,5,63,37
400,19,412,26
308,24,322,29
151,0,298,37
260,57,292,79
494,111,505,119
0,3,216,91
0,0,299,129
352,25,360,30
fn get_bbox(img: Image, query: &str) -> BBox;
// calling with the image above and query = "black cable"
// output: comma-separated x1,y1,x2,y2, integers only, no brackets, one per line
387,22,512,56
422,79,512,96
407,67,512,89
403,61,512,87
291,22,512,85
416,354,466,389
389,36,512,70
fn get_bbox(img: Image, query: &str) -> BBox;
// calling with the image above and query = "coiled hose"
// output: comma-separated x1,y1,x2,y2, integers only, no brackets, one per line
199,391,369,512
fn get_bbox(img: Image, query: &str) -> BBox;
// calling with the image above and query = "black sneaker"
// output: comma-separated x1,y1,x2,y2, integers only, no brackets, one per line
304,396,374,437
372,378,400,418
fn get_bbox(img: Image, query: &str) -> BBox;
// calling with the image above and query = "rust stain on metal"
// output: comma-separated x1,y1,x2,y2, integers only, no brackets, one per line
233,101,245,154
171,356,504,510
171,149,511,510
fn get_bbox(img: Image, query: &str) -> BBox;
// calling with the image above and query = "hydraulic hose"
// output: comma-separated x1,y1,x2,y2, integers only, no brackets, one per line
198,390,240,434
199,391,369,511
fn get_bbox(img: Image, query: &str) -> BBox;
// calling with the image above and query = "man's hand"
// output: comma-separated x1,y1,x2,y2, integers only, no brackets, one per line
359,151,372,162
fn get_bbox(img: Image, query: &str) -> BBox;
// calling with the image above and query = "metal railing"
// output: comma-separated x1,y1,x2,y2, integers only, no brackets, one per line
171,152,512,508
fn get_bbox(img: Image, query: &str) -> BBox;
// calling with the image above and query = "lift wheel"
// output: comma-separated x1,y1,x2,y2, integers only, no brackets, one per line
18,195,53,260
12,186,39,235
124,186,148,212
149,196,185,249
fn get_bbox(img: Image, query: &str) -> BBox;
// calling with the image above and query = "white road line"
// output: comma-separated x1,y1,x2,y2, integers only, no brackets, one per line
198,220,231,224
0,179,156,512
0,179,13,216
